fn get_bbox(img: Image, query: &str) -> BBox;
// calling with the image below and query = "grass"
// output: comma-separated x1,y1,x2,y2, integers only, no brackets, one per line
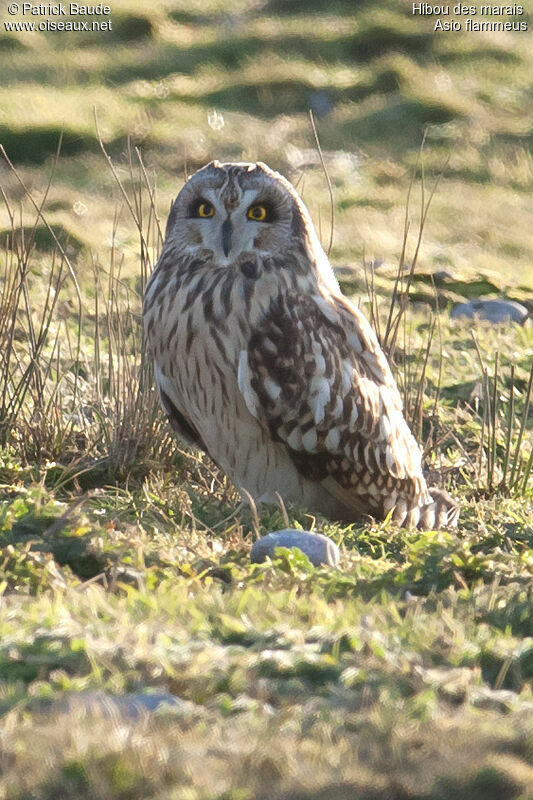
0,0,532,797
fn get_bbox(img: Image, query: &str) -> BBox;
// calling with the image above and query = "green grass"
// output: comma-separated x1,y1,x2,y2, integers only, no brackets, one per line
0,0,532,797
0,486,532,798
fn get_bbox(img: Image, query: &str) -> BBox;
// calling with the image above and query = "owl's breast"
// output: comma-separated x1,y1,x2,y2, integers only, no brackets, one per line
145,264,251,437
143,262,311,501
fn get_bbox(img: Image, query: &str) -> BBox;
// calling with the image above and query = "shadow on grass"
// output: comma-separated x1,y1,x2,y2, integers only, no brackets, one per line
1,510,108,584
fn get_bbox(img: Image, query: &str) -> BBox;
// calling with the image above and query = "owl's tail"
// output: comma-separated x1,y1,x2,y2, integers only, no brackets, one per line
320,477,459,530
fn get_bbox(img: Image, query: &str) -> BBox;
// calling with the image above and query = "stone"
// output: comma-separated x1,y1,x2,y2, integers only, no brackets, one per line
250,529,340,567
309,90,333,117
434,269,454,280
32,691,191,720
471,686,533,713
451,299,528,325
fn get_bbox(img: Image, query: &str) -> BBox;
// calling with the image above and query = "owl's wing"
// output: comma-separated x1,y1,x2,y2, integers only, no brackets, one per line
153,363,209,453
238,290,429,520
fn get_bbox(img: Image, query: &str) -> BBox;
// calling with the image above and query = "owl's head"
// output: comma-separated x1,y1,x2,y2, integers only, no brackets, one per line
165,160,323,270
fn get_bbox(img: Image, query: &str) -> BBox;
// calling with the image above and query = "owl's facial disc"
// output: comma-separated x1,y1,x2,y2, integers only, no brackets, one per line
168,161,308,269
185,186,286,266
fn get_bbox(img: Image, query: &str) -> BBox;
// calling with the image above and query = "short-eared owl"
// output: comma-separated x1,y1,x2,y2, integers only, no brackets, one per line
143,161,459,529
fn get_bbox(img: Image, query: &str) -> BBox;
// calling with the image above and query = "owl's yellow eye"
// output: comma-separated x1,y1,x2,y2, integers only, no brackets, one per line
197,202,214,218
247,205,268,222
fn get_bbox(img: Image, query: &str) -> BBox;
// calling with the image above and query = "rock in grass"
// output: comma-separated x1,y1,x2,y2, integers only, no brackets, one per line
33,691,191,720
471,686,533,713
309,90,333,117
250,529,340,567
451,299,528,325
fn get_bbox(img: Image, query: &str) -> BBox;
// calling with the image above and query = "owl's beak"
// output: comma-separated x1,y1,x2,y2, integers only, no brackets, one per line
221,218,232,257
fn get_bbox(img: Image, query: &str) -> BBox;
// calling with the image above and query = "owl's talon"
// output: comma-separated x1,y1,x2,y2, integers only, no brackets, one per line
418,488,460,530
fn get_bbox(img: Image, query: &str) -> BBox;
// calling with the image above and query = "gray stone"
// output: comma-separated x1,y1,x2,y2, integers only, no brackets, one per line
309,91,333,117
250,529,340,567
471,686,533,713
451,299,528,325
32,691,191,720
434,269,454,280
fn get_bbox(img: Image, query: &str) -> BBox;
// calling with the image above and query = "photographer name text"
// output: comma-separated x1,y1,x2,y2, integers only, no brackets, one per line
9,3,110,14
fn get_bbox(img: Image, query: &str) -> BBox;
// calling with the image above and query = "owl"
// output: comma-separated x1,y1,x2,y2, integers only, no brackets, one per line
143,161,459,529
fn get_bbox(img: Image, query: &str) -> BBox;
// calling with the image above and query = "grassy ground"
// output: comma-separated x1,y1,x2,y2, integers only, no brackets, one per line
0,0,532,797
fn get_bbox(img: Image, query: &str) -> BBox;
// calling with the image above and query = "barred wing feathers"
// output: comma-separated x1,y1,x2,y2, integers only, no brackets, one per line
238,290,430,521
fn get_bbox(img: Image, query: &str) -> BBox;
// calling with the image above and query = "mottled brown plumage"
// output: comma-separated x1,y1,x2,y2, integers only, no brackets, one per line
143,160,459,528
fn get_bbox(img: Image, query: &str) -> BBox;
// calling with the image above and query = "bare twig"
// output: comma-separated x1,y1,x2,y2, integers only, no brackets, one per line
309,109,335,257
